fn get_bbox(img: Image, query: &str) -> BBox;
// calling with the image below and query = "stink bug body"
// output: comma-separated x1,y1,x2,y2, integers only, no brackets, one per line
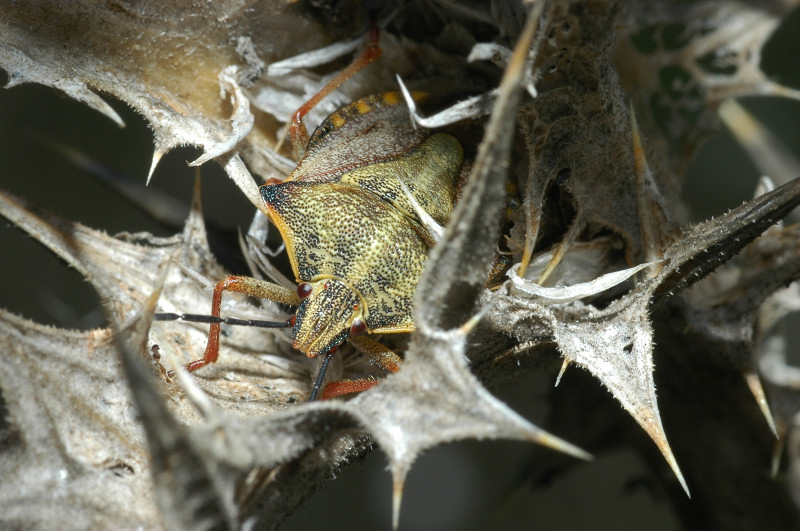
172,34,466,400
264,94,464,360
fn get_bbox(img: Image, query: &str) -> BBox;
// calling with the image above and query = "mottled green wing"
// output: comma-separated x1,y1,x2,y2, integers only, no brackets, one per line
338,133,463,232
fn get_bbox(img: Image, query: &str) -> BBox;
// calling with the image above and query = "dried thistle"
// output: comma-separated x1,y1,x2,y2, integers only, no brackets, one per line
2,1,800,529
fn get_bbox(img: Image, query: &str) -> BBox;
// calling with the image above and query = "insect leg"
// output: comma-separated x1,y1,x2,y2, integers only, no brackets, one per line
321,378,380,400
317,335,402,399
287,23,382,159
186,275,301,372
348,335,402,373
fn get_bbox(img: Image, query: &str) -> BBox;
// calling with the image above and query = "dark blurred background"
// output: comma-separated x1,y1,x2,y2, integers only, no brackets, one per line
1,7,799,530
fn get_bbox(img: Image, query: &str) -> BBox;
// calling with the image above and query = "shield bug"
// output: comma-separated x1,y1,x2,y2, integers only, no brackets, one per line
160,29,465,400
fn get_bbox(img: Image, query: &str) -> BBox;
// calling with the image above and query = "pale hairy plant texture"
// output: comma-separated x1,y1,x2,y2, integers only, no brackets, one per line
3,1,800,530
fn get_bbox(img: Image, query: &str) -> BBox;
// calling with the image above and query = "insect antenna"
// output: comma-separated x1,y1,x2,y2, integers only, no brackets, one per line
154,312,293,329
309,349,337,401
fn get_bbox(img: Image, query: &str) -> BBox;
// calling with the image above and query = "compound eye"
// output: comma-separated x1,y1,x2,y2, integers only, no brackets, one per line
297,283,313,300
349,317,367,337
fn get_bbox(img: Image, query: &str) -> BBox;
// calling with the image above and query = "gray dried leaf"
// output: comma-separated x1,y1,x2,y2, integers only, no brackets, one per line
4,0,800,529
617,0,800,174
655,177,800,300
0,310,162,530
508,261,655,304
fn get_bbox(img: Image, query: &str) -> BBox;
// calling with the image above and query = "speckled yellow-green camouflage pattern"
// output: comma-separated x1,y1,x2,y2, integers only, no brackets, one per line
260,93,463,357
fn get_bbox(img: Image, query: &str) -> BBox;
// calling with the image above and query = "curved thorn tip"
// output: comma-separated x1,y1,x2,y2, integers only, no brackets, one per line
147,149,164,186
642,415,690,497
392,474,405,531
533,430,593,462
743,371,778,438
555,357,570,387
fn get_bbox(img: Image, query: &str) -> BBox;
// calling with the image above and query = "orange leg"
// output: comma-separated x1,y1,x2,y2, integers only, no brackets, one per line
288,23,382,159
322,378,381,400
318,335,402,400
349,335,402,372
186,275,300,372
